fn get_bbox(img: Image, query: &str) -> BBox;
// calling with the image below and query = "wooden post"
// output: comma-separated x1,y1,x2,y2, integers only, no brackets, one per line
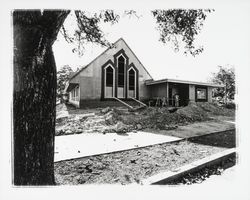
166,82,169,106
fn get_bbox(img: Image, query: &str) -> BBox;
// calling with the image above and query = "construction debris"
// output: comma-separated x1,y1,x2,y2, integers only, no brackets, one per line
56,102,235,136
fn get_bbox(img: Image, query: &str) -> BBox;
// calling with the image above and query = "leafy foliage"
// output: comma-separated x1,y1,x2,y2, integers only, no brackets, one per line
60,10,120,55
211,66,235,102
152,9,213,56
57,65,73,99
60,9,212,56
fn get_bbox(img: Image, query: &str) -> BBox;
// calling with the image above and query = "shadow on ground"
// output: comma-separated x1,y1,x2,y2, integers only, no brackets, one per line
187,129,236,148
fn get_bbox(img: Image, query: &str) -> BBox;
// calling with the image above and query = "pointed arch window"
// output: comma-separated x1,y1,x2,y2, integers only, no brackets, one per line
104,65,115,98
128,67,136,98
117,55,126,98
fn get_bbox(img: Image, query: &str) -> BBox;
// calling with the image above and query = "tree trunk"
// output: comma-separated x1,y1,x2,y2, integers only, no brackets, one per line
13,10,69,185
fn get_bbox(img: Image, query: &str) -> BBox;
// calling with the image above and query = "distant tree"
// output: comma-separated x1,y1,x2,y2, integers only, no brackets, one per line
13,9,211,185
211,66,235,103
57,65,73,100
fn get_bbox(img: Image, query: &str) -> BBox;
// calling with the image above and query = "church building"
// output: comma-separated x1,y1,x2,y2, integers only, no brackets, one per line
65,38,222,108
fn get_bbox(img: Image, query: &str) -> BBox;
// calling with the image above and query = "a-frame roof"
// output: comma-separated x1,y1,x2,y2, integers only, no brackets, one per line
69,38,153,80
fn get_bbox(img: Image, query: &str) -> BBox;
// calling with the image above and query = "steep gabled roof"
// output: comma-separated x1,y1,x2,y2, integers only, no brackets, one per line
120,38,153,79
68,38,153,80
68,65,87,79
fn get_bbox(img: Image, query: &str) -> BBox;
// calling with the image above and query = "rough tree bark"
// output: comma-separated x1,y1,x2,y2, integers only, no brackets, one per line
13,10,70,185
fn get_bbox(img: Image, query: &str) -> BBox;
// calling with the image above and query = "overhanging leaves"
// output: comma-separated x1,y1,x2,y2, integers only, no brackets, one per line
60,10,119,56
152,9,213,56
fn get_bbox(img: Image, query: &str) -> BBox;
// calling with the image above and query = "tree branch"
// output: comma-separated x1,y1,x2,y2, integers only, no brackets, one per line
42,10,71,44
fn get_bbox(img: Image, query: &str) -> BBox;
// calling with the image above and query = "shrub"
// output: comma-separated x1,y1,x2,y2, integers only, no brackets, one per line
223,102,236,109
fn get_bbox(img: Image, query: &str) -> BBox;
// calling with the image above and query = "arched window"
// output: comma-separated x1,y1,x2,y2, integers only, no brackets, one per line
106,66,113,87
104,65,115,98
117,55,125,98
128,68,136,98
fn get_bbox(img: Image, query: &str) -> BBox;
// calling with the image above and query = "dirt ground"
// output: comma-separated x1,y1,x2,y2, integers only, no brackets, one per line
56,102,235,136
55,102,235,185
54,129,236,185
145,117,235,138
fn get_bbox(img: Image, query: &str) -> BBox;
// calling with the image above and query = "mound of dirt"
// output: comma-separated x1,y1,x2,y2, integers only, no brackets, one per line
196,102,234,116
56,112,114,136
56,102,235,136
176,102,209,122
114,105,209,131
115,102,234,131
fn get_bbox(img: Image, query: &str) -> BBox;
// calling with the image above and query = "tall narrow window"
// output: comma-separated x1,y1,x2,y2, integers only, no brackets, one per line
106,66,113,87
105,65,114,98
75,86,79,100
128,68,136,98
72,90,75,100
129,70,135,90
117,55,125,98
118,56,125,87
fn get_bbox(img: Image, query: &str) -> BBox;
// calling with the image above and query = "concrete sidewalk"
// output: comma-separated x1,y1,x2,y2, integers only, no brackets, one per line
54,131,181,162
54,118,235,162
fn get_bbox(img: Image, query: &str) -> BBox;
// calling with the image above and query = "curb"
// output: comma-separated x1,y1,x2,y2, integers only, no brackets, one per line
141,148,236,185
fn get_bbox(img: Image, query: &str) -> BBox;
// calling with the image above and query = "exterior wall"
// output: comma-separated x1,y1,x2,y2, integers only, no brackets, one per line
71,39,152,102
207,86,213,103
189,85,195,102
80,77,96,99
68,86,80,108
191,85,213,103
149,83,168,98
139,81,151,101
68,99,80,108
67,75,81,107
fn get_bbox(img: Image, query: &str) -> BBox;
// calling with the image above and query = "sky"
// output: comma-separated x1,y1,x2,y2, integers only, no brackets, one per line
53,8,246,83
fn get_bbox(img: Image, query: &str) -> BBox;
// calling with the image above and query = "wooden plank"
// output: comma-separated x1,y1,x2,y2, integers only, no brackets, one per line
113,97,133,109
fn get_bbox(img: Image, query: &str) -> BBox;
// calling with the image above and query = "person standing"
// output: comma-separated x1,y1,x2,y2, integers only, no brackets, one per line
174,94,179,107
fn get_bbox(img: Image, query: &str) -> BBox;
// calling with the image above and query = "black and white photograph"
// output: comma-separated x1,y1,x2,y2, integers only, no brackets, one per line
1,0,250,199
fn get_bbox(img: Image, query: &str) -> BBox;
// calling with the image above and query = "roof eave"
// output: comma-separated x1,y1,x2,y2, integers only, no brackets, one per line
145,79,224,88
65,83,79,92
